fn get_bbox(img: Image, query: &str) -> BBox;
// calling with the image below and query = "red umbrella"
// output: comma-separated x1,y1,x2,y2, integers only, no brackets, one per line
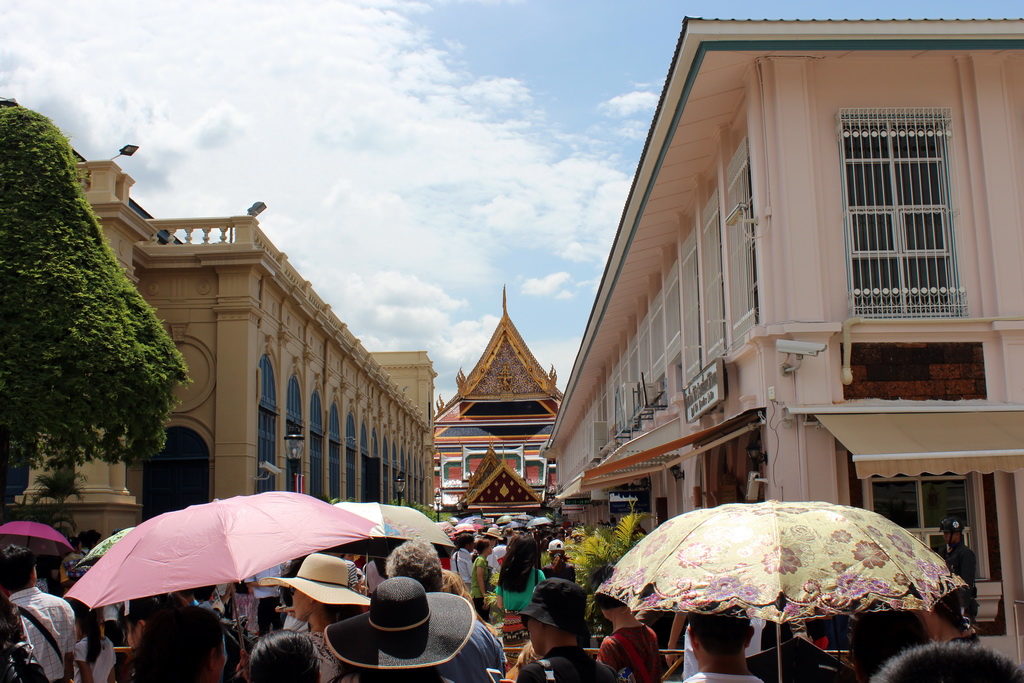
66,492,376,607
0,521,73,556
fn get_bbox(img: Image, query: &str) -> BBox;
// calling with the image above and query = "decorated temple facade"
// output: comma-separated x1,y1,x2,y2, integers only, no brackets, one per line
434,294,561,514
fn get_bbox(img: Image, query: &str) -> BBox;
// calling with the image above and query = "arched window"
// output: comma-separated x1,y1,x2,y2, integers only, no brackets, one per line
309,391,324,499
375,430,386,502
383,437,390,502
285,376,303,492
345,413,357,500
257,355,277,492
391,443,398,503
361,423,378,502
329,405,341,500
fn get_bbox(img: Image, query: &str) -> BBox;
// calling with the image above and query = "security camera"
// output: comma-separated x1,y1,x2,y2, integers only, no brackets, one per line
259,461,283,476
746,471,768,502
776,340,827,356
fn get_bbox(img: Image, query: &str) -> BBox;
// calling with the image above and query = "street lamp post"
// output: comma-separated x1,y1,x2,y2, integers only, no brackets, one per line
434,490,442,522
395,472,406,507
284,425,304,493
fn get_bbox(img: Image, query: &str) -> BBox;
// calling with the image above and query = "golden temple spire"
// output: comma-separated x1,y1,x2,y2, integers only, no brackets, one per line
502,285,507,316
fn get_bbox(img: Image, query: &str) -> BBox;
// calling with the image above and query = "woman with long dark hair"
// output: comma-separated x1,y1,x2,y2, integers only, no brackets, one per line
69,598,115,683
131,606,225,683
494,534,544,644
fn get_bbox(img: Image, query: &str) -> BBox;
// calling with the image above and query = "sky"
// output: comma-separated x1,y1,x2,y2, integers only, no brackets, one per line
2,0,1022,401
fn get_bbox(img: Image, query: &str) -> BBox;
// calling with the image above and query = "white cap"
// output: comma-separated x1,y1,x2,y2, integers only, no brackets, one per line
547,539,565,553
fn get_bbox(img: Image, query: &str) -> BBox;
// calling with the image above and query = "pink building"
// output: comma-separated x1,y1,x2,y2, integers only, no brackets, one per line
546,18,1024,652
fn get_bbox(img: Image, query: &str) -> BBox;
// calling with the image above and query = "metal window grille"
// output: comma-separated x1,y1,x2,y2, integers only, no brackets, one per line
681,233,702,382
309,393,324,499
838,108,966,318
701,190,727,361
726,138,758,339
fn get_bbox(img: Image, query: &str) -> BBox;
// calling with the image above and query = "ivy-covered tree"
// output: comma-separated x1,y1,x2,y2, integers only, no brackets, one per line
0,105,189,518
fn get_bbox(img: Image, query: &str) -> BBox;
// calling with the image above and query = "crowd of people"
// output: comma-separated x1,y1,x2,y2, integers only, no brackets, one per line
0,514,1015,683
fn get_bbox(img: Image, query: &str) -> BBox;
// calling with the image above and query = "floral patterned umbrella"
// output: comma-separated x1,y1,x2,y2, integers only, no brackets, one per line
600,500,964,622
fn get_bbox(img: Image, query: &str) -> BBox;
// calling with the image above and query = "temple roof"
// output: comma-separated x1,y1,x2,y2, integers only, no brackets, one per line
437,289,562,415
465,445,543,507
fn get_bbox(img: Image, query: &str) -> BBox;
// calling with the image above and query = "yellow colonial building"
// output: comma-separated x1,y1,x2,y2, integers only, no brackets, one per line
48,160,434,534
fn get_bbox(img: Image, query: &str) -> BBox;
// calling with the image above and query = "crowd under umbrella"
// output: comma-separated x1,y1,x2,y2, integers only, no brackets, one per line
75,527,135,570
66,491,377,609
599,499,965,682
332,502,455,557
0,521,73,556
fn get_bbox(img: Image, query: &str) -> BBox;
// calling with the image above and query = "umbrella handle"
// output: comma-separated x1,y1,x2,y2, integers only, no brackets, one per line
776,623,782,683
232,592,247,657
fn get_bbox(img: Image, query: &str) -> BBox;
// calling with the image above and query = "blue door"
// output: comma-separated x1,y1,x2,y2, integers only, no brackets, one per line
143,427,210,519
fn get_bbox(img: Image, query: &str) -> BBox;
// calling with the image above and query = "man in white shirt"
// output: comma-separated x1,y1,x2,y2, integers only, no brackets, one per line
683,612,764,683
0,545,75,683
451,533,474,589
245,564,282,635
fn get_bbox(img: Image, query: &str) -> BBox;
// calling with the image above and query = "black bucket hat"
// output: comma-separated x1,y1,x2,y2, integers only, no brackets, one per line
520,578,589,638
325,576,474,669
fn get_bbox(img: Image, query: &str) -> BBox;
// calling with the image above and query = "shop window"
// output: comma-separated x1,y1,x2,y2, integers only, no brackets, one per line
869,475,972,553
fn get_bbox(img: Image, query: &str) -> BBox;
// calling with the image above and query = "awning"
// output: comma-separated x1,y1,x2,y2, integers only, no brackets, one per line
581,410,761,491
553,473,584,503
815,411,1024,477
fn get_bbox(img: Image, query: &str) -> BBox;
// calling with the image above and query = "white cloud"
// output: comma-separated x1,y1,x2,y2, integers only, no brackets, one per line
599,90,659,118
521,272,572,297
0,0,636,393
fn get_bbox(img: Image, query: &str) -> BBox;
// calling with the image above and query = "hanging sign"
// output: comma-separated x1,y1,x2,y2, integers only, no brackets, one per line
684,358,725,422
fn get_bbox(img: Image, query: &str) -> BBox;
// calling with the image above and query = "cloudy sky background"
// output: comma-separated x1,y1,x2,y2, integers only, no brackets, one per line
2,0,1020,401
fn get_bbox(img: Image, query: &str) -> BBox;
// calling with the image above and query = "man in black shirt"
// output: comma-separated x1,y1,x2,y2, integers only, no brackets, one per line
939,516,978,620
516,578,616,683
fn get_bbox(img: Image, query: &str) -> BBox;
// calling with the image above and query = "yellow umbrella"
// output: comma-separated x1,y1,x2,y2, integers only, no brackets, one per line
601,500,964,622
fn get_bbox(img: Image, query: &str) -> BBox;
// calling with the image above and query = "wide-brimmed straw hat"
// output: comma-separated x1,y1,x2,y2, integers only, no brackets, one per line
325,576,474,669
259,553,369,606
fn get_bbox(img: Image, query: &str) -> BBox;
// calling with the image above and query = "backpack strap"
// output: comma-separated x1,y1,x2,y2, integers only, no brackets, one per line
610,630,650,682
15,607,60,661
537,659,557,682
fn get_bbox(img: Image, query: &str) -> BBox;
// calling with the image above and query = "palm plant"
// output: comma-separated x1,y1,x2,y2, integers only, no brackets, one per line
7,469,85,535
565,510,650,636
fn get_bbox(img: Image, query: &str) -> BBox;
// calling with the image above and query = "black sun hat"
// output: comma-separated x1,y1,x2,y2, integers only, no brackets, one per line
520,578,589,638
325,576,474,669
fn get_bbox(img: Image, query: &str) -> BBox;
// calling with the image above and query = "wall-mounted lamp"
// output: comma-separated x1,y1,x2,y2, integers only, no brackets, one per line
725,202,759,229
247,201,267,217
284,426,304,462
746,441,767,467
395,473,406,506
669,464,685,481
112,144,139,160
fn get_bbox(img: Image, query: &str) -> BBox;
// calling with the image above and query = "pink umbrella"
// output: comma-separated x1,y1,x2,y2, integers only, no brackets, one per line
0,521,73,556
66,492,376,607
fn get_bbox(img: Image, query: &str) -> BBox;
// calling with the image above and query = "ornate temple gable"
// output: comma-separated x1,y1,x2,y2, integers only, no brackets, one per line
465,445,543,507
442,292,562,414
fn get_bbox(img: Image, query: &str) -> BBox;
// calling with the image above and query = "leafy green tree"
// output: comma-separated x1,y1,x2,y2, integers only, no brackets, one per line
0,106,188,518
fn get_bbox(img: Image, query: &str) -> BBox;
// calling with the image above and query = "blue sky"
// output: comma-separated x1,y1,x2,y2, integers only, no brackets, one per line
2,0,1021,400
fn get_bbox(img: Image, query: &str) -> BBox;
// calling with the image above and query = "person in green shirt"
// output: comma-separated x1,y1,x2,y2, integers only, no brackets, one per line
471,539,492,620
495,535,545,645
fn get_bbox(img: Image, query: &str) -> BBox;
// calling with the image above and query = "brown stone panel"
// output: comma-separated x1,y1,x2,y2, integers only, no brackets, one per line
843,343,987,401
